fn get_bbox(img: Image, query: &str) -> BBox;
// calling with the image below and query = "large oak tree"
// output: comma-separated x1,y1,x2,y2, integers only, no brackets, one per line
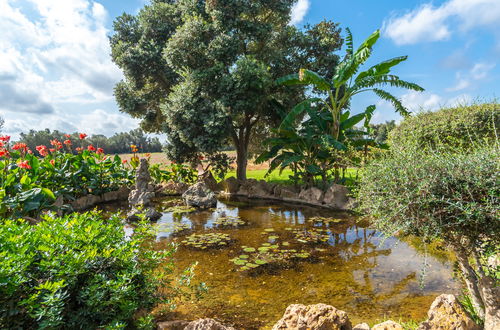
110,0,342,179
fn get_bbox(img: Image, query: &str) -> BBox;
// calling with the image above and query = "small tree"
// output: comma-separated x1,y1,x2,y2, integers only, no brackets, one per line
358,146,499,328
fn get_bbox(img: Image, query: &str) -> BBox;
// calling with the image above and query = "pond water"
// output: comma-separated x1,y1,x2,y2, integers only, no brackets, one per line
107,196,458,329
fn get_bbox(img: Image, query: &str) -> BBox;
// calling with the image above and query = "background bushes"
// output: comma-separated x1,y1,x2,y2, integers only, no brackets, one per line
388,103,499,152
0,212,179,329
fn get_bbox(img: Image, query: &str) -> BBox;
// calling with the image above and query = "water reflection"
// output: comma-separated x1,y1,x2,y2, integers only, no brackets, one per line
115,196,457,329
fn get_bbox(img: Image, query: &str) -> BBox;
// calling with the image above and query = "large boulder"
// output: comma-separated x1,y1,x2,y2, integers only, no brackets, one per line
323,184,351,209
222,177,240,194
247,180,272,199
372,321,403,330
418,294,480,330
158,182,189,196
272,303,352,330
157,320,189,330
182,182,217,209
102,186,130,202
278,186,300,200
299,187,324,205
353,324,370,330
184,318,235,330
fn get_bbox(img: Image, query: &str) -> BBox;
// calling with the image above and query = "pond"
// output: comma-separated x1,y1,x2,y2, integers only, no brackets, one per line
107,196,458,329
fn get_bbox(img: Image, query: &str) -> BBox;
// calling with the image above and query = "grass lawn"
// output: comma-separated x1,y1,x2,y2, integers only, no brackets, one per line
226,168,360,186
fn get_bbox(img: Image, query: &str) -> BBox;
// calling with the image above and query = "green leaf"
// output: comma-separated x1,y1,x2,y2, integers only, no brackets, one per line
280,98,322,129
42,188,56,200
298,69,332,91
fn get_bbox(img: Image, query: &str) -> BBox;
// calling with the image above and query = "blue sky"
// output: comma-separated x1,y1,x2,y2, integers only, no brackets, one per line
1,0,499,139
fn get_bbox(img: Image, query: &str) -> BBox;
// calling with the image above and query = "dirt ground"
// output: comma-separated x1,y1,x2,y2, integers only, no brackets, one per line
118,151,269,171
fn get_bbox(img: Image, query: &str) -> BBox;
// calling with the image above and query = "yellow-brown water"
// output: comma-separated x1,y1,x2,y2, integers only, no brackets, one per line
127,197,458,329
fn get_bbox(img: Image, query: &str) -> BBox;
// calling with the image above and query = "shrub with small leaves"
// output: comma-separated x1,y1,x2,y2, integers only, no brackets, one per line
0,211,190,329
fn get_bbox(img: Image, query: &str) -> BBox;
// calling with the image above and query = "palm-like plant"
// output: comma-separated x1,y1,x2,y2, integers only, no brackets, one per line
277,28,424,141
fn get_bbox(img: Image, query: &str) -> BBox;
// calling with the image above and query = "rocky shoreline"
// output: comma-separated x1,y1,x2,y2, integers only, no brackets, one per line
158,294,480,330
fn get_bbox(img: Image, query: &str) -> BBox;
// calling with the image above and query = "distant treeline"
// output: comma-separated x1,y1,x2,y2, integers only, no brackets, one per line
18,128,163,154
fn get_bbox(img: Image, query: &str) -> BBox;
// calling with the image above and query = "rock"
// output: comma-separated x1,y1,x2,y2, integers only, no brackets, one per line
299,187,324,205
71,194,102,211
184,318,235,330
102,186,130,202
159,182,189,196
182,182,217,209
279,186,299,200
272,303,352,330
201,171,220,192
128,159,156,207
353,323,370,330
247,180,272,199
418,294,480,330
126,207,162,222
372,321,403,330
157,320,190,330
323,184,350,209
223,177,240,194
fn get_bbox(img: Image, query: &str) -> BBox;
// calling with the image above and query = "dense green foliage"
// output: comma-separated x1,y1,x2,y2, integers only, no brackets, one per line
389,103,499,151
358,146,499,241
257,29,422,186
0,212,184,329
369,120,396,144
110,0,343,179
19,128,163,155
0,135,132,217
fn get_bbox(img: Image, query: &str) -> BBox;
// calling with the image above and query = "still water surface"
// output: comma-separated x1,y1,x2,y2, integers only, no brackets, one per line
115,197,457,329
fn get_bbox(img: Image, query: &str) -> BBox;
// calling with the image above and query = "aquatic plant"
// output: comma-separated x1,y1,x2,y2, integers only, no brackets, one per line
293,228,330,244
165,205,196,215
158,222,191,235
182,233,232,250
307,216,344,226
213,215,246,227
231,243,311,271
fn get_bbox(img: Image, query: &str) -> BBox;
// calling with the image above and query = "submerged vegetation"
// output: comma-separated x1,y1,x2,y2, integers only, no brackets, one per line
181,233,232,250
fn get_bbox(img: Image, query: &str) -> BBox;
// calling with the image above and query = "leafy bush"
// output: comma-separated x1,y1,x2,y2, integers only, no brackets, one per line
389,103,499,152
0,212,190,329
0,135,133,217
358,146,499,325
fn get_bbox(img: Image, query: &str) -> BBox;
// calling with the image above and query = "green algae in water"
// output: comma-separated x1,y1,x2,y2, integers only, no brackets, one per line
307,216,345,226
165,205,196,215
293,228,330,244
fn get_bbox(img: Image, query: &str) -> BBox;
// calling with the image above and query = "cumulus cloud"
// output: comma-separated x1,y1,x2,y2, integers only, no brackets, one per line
290,0,310,25
446,61,495,92
401,91,444,112
0,0,130,138
383,0,500,45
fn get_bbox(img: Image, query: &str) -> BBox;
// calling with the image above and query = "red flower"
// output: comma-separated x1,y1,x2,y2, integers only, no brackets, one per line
12,143,28,152
96,147,104,154
64,134,71,138
0,135,10,142
50,159,55,166
76,147,83,153
79,133,87,140
64,139,72,145
49,148,56,153
17,160,31,169
27,149,33,154
36,145,49,157
0,141,3,148
122,159,128,164
0,149,9,158
87,145,96,152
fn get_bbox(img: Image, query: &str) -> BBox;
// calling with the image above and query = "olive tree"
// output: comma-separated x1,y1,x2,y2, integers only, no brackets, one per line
110,0,343,180
358,145,499,328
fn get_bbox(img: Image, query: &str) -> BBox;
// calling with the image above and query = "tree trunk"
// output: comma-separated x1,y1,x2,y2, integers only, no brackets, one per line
236,143,248,181
452,244,486,320
480,276,500,329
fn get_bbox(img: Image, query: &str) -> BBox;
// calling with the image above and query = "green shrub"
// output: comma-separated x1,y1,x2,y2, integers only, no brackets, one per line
389,103,499,152
358,146,499,324
0,212,186,329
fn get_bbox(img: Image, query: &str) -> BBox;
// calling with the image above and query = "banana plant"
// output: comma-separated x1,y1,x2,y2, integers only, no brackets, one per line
276,28,424,141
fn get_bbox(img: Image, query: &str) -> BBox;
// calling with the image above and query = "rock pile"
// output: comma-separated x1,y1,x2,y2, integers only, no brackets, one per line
182,182,217,209
126,159,162,221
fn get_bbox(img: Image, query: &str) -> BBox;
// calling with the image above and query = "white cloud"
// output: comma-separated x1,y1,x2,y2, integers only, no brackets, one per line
0,0,132,139
401,91,443,112
383,0,500,45
446,61,495,92
290,0,310,25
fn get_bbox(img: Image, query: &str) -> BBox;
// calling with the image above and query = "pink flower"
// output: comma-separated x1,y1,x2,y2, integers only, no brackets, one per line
87,145,96,152
79,133,87,140
17,160,31,169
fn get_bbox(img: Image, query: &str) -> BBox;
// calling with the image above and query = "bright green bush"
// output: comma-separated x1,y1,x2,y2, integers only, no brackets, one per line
358,146,499,323
0,212,185,329
388,103,499,152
